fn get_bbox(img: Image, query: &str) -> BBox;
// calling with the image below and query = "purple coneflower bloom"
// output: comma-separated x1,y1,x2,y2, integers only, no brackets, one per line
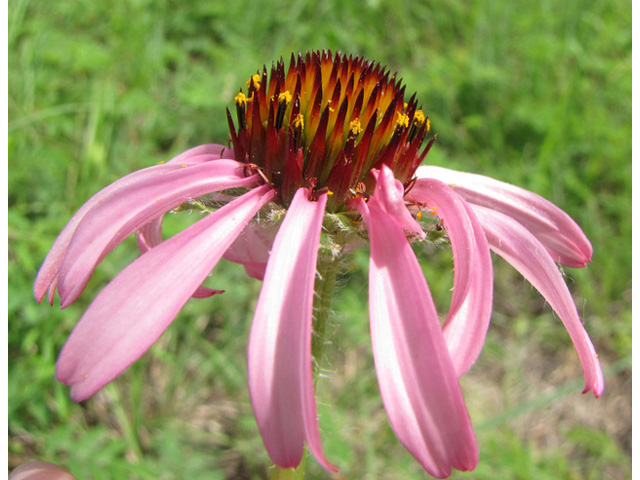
35,51,603,478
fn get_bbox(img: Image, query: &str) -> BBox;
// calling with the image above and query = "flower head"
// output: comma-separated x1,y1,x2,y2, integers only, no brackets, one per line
227,51,431,210
35,50,603,478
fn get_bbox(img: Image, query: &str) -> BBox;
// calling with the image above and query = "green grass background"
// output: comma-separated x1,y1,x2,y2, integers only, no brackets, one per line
8,0,631,478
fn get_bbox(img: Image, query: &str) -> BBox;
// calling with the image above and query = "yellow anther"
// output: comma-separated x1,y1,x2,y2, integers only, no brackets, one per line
235,92,249,107
349,118,362,137
395,112,410,129
417,210,423,220
246,74,261,91
293,113,305,131
278,91,292,105
425,118,431,134
413,109,426,127
327,190,334,196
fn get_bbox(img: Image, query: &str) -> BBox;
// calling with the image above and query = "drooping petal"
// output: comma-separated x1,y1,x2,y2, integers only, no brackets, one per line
137,216,224,298
410,178,494,376
56,160,259,307
372,165,425,238
248,188,337,472
136,216,164,254
357,197,478,478
166,143,235,164
56,185,276,402
34,145,231,303
472,205,604,397
416,166,592,267
223,221,276,280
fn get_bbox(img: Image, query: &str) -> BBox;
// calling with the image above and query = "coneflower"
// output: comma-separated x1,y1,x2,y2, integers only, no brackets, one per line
35,50,602,478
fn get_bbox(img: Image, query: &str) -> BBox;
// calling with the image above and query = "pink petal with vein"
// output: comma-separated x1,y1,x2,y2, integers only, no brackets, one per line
473,205,604,397
223,221,276,280
248,188,337,471
137,217,224,298
372,166,425,238
358,197,478,478
136,217,164,254
416,166,592,267
167,143,235,164
34,145,231,303
56,185,276,401
56,160,258,307
411,178,494,376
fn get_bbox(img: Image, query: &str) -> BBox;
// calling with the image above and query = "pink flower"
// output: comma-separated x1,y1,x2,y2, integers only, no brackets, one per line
35,51,602,478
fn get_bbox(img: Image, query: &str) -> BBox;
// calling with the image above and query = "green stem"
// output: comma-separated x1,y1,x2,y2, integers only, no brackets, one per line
268,253,343,480
269,450,308,480
312,253,341,383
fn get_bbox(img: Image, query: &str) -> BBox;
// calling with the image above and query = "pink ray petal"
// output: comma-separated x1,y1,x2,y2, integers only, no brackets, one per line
56,160,258,307
248,188,337,472
223,221,276,280
56,185,276,402
136,216,164,254
410,177,494,376
416,166,592,267
137,217,224,298
372,165,425,238
357,197,478,478
473,205,604,397
34,146,231,303
166,144,235,164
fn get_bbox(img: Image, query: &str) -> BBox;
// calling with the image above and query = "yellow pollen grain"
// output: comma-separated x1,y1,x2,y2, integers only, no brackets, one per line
349,118,362,137
235,92,249,106
413,109,426,127
180,164,187,168
293,113,304,131
395,112,410,129
246,74,261,91
425,118,431,133
278,91,292,105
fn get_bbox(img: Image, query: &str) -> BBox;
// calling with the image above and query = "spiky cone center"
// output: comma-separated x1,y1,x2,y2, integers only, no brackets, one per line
227,50,434,211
